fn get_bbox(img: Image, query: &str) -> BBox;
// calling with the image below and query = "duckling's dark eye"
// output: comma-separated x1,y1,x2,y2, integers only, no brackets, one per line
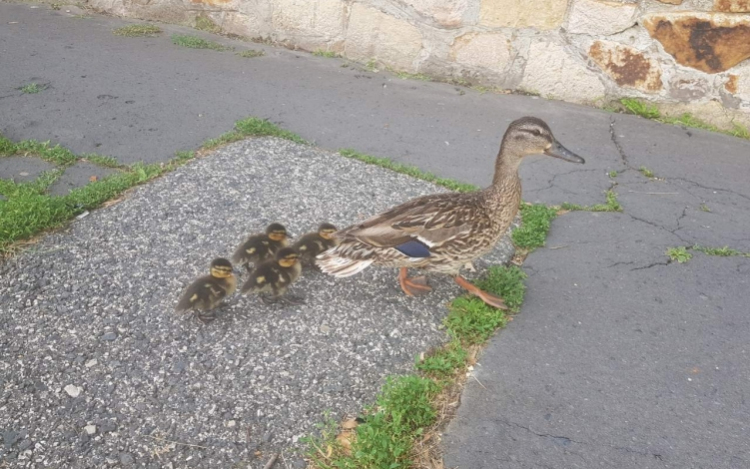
531,129,542,136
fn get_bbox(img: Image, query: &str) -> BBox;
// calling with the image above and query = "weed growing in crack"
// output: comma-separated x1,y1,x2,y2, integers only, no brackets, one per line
699,203,710,213
112,24,162,37
608,170,618,178
639,166,656,179
20,83,44,94
313,50,339,58
561,190,622,213
692,245,750,258
171,34,229,51
666,247,692,264
618,98,750,141
621,98,660,120
236,49,264,58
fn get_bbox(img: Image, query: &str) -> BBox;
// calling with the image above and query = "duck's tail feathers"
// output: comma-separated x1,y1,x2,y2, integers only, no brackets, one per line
316,254,373,278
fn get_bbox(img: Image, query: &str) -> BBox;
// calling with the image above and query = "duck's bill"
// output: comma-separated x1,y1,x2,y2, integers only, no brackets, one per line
545,141,585,164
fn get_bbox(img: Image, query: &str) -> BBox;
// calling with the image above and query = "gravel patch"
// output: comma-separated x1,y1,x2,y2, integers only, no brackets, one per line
0,137,513,468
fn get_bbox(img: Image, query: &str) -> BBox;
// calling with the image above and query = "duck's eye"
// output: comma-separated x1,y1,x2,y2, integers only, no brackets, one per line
531,129,542,136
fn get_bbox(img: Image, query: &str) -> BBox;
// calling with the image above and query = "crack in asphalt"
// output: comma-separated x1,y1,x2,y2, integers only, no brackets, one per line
631,260,671,271
499,418,663,461
609,117,630,168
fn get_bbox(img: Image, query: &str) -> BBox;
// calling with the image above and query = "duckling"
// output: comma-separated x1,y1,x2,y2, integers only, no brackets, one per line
292,223,339,266
175,258,237,323
241,247,303,304
232,223,290,273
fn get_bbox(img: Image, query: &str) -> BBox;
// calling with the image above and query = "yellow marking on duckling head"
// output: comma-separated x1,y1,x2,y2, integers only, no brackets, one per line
256,276,266,284
298,245,307,251
319,229,337,240
268,232,286,242
246,247,256,254
278,258,298,268
211,266,233,278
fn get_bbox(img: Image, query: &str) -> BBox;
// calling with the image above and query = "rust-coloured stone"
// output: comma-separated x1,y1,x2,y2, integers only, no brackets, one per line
725,74,739,93
714,0,750,12
644,15,750,73
589,41,662,92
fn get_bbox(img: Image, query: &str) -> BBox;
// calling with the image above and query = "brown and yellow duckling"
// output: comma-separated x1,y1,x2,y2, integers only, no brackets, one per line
317,117,585,309
175,258,237,323
241,247,303,304
292,223,339,266
232,223,290,273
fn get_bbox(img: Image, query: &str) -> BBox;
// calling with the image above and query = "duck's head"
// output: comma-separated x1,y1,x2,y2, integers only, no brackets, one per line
266,223,289,242
276,247,301,268
210,258,234,278
501,117,585,165
317,223,338,240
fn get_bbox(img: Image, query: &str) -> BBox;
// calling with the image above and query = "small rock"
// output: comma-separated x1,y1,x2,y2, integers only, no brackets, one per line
64,384,81,397
102,332,117,341
226,420,236,428
84,425,96,435
320,324,331,333
85,359,98,368
262,431,272,443
119,452,134,466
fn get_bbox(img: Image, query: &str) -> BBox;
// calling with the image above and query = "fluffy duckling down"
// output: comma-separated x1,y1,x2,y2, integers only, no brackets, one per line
175,258,237,323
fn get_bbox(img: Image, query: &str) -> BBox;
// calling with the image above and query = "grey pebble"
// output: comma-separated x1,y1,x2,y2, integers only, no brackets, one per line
119,452,134,466
101,331,117,341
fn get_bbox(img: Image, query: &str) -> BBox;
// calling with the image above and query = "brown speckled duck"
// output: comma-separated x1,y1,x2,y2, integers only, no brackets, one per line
316,117,585,309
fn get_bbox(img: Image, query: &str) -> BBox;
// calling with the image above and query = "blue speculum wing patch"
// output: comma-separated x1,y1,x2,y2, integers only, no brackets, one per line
394,239,431,258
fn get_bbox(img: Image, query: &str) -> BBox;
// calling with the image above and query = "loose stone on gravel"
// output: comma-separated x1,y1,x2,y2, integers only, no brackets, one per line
64,384,82,397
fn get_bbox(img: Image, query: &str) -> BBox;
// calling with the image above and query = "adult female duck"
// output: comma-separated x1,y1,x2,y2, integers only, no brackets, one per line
317,117,585,309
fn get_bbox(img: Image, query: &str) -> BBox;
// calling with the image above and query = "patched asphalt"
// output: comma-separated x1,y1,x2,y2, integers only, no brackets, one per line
0,138,514,467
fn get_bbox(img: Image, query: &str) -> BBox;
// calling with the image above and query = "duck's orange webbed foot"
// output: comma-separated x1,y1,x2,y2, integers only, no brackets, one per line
398,268,432,296
454,275,508,310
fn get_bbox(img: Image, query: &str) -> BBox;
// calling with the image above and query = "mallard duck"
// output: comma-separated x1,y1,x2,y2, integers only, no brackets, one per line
232,223,290,273
241,247,303,303
292,223,339,265
316,117,584,309
175,258,237,323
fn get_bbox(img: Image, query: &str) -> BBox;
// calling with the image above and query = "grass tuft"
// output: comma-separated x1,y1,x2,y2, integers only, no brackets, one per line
112,24,162,37
639,166,656,179
692,245,750,258
666,247,692,264
236,49,264,58
512,203,557,251
20,83,44,94
313,49,339,58
194,16,221,34
171,34,228,51
620,98,660,120
561,189,622,213
619,98,750,141
339,149,478,193
415,339,468,378
0,136,78,166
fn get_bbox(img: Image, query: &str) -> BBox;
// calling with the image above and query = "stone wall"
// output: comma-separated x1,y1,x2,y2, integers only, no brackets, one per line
88,0,750,126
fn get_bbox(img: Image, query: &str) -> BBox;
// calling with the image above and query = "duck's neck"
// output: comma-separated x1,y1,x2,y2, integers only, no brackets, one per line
484,149,523,218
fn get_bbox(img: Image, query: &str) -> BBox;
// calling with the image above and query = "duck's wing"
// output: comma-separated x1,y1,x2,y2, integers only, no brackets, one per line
176,276,226,312
339,193,481,255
